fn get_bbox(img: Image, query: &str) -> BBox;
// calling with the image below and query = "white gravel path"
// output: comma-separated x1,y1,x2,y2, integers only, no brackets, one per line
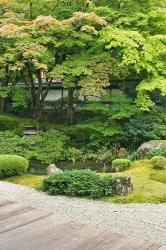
0,181,166,245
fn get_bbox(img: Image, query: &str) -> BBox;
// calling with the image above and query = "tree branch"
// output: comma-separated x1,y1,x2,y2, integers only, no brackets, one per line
41,77,53,102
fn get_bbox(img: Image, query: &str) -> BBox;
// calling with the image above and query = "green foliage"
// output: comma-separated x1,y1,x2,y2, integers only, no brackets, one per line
95,147,114,166
0,115,24,130
0,0,166,120
0,155,28,178
94,146,128,172
0,129,68,164
104,160,166,203
0,0,166,159
77,90,138,149
100,22,166,110
0,86,29,109
112,159,131,172
0,115,38,131
101,26,145,65
42,169,116,198
0,86,9,98
148,145,166,158
50,52,117,97
63,147,83,162
11,86,29,108
119,108,166,149
151,156,166,170
128,151,139,161
136,77,166,111
0,4,107,120
4,160,166,203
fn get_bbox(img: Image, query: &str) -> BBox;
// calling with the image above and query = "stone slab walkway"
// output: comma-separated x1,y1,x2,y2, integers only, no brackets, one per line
1,196,166,250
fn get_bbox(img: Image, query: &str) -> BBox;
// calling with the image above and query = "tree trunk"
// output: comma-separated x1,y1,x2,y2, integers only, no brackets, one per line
26,64,53,121
30,84,37,115
67,88,74,124
34,99,43,121
61,88,64,122
102,162,107,173
33,70,43,121
29,0,33,20
0,65,10,113
0,97,4,113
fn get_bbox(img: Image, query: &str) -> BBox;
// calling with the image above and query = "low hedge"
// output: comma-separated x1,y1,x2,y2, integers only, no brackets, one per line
151,156,166,170
112,159,131,172
42,170,116,198
0,155,29,178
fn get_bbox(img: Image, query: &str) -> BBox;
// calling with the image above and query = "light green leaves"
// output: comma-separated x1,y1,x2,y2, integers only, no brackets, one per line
0,86,9,98
136,77,166,110
101,25,166,110
100,26,145,66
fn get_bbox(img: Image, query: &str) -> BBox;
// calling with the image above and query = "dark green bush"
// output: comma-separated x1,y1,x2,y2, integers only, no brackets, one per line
151,156,166,170
42,170,116,198
0,155,29,178
128,151,139,161
112,159,131,172
119,108,166,149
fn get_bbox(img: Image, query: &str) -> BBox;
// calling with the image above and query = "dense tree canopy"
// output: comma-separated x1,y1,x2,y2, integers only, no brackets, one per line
0,0,165,150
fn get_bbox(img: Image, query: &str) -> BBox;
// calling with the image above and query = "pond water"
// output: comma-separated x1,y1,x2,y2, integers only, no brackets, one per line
28,160,105,175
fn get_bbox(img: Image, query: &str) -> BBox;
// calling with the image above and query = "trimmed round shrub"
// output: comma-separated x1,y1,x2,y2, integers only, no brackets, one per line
0,155,29,178
151,156,166,170
42,169,116,199
112,159,131,172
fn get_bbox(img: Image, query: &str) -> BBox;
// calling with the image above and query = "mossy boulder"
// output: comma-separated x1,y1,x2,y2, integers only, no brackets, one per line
137,140,166,158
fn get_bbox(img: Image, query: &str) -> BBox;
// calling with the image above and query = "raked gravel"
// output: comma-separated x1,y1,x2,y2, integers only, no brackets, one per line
0,181,166,245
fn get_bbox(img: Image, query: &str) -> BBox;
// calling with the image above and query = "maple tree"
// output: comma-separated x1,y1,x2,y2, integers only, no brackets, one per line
0,0,165,121
0,3,107,120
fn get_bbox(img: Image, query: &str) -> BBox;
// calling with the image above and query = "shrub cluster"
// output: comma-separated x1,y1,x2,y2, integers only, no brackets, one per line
42,170,116,198
148,145,166,158
0,155,29,178
0,129,68,164
119,109,166,149
151,156,166,170
112,159,131,172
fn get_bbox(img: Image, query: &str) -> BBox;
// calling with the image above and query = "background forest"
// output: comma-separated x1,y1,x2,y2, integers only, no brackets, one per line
0,0,166,166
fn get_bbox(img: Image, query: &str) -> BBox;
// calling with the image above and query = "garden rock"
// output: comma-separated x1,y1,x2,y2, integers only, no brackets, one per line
137,140,166,158
47,164,63,175
113,176,133,196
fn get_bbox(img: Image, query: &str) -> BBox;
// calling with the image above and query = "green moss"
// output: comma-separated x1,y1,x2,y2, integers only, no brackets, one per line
0,114,38,132
4,174,45,190
3,160,166,203
102,160,166,203
0,114,67,133
150,171,166,184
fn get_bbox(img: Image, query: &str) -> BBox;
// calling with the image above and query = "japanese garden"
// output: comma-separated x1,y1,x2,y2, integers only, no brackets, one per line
0,0,166,248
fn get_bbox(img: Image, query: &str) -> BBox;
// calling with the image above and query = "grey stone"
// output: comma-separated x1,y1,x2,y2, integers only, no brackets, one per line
113,176,133,196
23,125,41,136
137,140,166,158
47,164,63,175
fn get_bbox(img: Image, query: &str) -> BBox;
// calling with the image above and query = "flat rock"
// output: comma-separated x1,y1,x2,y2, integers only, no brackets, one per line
47,164,63,175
